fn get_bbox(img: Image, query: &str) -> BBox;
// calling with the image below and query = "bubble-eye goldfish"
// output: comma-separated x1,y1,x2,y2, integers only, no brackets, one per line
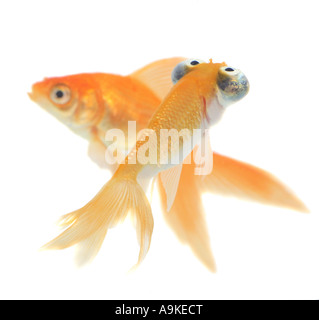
29,58,308,271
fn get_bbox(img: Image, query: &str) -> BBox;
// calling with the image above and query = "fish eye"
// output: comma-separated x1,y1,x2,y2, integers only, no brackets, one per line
217,67,249,107
171,59,205,84
185,59,205,68
56,90,64,98
50,84,71,105
219,66,240,76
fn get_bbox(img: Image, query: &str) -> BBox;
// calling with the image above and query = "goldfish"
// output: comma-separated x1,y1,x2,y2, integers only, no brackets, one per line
29,58,308,271
29,58,184,163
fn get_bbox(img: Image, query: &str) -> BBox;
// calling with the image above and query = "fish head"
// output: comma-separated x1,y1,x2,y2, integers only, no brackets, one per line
171,58,249,108
29,74,102,133
216,65,249,107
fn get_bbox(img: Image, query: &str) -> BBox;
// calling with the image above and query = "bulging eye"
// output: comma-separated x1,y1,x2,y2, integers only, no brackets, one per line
217,66,249,107
219,66,240,76
50,84,71,105
171,59,205,84
185,59,205,68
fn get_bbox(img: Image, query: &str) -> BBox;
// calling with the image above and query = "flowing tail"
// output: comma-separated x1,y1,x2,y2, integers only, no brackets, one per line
43,175,153,267
159,151,308,271
200,152,309,212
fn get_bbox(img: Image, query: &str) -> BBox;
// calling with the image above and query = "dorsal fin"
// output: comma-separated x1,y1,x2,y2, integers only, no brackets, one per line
129,57,186,100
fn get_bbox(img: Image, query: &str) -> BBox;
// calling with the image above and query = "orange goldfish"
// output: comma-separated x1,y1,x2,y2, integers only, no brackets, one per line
29,58,308,270
29,58,183,162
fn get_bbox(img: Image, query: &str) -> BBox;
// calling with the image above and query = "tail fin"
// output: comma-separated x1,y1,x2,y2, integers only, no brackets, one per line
202,152,309,212
43,177,153,267
158,151,308,271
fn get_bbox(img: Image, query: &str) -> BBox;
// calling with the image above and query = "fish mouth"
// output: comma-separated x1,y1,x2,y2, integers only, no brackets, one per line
28,91,35,101
28,82,42,102
28,83,38,101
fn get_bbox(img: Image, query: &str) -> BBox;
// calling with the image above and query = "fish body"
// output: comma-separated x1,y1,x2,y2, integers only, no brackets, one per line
39,59,250,266
30,73,160,149
120,61,225,175
30,58,186,153
30,58,308,271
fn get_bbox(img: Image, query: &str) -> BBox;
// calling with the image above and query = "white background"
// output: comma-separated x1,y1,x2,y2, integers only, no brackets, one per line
0,0,318,300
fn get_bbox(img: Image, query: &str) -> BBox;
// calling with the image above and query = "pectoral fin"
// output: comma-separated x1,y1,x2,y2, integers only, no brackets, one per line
88,137,121,174
160,163,183,212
